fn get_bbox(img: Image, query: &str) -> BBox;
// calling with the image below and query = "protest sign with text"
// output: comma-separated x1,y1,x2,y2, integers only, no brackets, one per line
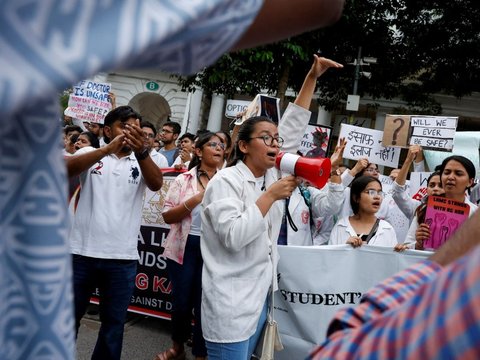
424,131,480,178
68,80,112,124
275,245,430,360
383,115,458,151
409,116,457,150
424,195,470,250
340,124,401,168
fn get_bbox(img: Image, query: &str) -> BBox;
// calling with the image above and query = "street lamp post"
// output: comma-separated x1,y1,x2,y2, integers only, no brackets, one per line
346,47,377,120
352,46,362,96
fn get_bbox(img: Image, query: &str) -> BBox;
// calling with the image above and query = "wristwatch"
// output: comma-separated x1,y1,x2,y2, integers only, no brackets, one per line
135,148,150,161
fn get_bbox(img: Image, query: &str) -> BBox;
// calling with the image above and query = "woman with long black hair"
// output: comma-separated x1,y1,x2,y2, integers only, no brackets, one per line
402,155,478,250
156,131,225,360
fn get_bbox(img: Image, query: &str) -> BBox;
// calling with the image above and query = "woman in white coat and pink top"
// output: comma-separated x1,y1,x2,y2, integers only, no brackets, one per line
201,56,343,360
329,176,397,247
157,132,225,360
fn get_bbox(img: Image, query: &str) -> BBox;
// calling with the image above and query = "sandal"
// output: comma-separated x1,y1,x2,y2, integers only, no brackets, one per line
154,348,186,360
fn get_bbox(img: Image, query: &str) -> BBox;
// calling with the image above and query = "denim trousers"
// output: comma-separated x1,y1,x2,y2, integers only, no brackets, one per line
205,299,268,360
72,254,137,360
167,234,207,357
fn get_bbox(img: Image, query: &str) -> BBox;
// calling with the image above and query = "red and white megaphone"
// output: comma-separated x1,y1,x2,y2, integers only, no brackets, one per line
275,152,331,189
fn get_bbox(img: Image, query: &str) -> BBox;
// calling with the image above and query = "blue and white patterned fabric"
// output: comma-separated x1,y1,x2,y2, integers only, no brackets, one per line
0,1,262,359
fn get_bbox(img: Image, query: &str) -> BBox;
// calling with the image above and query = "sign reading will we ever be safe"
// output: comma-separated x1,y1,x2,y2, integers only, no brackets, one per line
383,115,458,151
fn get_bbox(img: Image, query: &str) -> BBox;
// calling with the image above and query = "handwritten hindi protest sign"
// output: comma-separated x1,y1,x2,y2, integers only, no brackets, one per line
424,196,470,250
409,116,457,150
298,124,332,158
68,80,112,124
339,124,401,168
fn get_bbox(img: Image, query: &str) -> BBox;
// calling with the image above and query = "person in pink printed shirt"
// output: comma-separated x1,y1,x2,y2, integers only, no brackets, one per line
157,132,225,360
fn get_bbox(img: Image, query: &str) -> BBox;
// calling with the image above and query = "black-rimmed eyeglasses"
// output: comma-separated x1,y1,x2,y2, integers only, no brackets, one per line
249,135,284,147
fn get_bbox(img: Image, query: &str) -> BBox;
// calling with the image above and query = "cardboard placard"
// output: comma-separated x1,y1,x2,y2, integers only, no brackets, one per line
383,114,458,151
383,115,410,147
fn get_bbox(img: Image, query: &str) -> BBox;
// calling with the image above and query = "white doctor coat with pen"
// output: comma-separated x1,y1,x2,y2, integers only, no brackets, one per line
329,216,398,247
200,102,310,343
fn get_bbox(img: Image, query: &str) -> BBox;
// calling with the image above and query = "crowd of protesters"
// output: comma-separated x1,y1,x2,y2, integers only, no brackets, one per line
62,56,479,360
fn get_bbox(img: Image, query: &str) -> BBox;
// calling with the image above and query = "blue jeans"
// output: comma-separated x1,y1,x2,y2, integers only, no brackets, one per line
72,254,137,360
205,299,268,360
167,234,207,357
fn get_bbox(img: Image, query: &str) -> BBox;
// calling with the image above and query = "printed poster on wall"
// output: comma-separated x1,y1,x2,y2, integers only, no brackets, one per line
298,124,332,158
423,196,470,250
339,123,401,168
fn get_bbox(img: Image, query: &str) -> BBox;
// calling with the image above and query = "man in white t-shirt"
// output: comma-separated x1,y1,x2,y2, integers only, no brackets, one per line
66,106,163,359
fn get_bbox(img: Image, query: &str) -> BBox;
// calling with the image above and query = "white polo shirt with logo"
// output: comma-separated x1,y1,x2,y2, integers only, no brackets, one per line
69,147,162,260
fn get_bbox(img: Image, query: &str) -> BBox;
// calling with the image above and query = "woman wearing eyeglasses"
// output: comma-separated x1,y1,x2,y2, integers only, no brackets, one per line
201,55,343,360
329,176,398,247
399,155,478,251
155,132,225,360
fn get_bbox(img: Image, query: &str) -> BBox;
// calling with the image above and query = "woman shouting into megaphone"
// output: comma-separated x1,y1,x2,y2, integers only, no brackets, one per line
200,55,343,360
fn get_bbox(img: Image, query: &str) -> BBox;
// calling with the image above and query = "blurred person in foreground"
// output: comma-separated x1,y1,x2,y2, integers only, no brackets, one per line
0,1,345,359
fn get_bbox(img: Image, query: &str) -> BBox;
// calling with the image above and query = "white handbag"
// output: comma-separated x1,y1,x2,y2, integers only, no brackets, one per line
253,269,284,360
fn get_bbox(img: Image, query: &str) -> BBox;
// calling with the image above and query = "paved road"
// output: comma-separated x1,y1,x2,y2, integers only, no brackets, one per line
76,306,196,360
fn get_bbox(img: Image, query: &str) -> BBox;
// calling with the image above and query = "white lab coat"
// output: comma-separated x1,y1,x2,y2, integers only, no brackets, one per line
287,182,345,246
338,173,410,242
329,216,398,247
200,102,310,342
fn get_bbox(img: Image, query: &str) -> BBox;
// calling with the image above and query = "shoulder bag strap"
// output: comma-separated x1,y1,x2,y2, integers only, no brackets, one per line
365,218,381,244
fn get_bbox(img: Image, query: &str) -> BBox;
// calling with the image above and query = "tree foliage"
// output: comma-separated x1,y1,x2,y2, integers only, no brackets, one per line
175,0,480,114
